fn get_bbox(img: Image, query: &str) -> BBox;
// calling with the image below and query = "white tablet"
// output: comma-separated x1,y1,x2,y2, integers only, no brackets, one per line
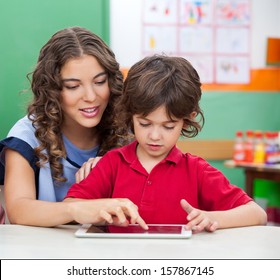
75,224,192,239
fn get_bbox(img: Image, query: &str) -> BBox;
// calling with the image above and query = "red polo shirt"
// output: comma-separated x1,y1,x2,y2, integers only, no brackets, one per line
65,141,252,224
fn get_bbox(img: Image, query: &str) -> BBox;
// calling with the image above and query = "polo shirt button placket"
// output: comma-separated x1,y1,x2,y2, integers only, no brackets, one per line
147,180,152,185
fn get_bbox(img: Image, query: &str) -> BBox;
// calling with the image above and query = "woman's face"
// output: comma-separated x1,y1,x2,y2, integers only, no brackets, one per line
60,54,110,132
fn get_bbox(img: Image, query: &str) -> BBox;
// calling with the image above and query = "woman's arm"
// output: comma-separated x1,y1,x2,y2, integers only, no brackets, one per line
4,149,75,226
4,149,147,229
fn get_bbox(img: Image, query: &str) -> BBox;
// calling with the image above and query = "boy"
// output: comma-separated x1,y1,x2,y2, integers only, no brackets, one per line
65,55,267,232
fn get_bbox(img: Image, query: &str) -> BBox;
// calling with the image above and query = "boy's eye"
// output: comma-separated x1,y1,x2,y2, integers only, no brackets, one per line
164,126,175,130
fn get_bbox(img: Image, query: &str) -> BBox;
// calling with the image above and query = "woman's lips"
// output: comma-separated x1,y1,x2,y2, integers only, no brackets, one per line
79,107,99,118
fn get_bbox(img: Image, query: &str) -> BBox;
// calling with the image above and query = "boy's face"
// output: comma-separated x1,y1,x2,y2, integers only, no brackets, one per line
133,105,184,162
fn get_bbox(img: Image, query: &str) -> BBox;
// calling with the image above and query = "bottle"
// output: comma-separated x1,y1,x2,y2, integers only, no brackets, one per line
244,130,254,163
264,131,275,165
271,131,280,164
233,131,245,163
253,130,265,164
275,131,280,163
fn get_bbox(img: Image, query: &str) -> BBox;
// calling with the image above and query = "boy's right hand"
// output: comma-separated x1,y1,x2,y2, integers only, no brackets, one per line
99,198,148,230
66,198,148,230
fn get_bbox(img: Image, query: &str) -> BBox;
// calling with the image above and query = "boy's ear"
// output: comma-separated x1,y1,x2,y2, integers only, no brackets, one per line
183,112,197,129
190,111,197,119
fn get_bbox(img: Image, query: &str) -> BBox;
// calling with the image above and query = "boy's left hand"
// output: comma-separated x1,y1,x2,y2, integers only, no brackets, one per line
180,199,218,233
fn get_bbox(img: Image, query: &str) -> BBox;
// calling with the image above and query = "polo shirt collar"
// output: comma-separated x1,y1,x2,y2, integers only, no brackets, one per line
119,140,183,165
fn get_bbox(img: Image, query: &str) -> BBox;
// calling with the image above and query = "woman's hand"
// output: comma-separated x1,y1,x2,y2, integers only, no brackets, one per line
180,199,218,233
75,157,102,183
66,198,148,230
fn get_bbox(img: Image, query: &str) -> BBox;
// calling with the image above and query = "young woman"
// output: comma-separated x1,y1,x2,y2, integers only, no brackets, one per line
0,26,143,227
65,55,267,232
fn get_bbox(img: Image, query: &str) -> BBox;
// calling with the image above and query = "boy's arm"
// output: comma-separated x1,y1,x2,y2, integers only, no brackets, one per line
64,197,148,230
206,201,267,229
181,200,267,232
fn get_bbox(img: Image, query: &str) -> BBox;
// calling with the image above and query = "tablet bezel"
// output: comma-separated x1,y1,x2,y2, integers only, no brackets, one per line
75,224,192,239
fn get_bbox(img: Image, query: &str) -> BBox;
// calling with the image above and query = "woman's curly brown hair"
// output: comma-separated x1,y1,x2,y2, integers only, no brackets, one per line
27,27,123,182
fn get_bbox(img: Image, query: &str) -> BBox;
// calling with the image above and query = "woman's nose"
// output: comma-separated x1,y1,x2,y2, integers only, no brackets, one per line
83,86,97,102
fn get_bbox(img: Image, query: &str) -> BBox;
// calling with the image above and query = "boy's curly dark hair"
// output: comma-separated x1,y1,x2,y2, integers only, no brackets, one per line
115,55,204,141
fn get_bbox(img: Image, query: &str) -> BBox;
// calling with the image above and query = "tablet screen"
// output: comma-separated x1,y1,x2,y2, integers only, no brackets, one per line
75,224,192,238
87,224,184,234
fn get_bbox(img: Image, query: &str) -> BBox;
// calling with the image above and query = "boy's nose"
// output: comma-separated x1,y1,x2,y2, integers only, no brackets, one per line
149,128,161,140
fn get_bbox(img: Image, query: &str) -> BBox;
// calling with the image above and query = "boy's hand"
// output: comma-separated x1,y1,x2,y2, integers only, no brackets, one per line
66,198,148,230
180,199,218,232
99,198,148,230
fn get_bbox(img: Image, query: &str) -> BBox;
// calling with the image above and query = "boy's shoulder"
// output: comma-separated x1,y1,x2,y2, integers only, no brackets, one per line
180,150,211,168
105,141,137,162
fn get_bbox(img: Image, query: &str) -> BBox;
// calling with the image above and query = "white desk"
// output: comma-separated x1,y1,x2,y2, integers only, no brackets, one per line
0,225,279,259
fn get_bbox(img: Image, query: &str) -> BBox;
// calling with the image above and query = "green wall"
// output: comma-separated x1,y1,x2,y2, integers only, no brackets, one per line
0,0,109,139
198,91,280,189
198,91,280,139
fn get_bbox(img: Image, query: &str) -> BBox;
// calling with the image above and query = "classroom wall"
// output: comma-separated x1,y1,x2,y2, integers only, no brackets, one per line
0,0,109,139
201,92,280,189
1,0,280,190
110,0,280,189
110,0,280,68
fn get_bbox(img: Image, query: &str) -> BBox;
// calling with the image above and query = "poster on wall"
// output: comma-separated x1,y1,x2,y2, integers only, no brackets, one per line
142,0,251,84
216,56,250,84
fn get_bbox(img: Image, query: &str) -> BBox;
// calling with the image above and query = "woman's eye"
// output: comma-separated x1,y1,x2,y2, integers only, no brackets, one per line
64,85,79,90
95,79,106,85
139,123,150,127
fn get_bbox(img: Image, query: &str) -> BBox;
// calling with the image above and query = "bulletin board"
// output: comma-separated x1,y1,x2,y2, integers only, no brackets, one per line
142,0,251,84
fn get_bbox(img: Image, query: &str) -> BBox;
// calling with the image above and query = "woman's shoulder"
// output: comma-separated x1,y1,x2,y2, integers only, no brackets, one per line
5,115,38,147
8,115,35,135
0,116,39,185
